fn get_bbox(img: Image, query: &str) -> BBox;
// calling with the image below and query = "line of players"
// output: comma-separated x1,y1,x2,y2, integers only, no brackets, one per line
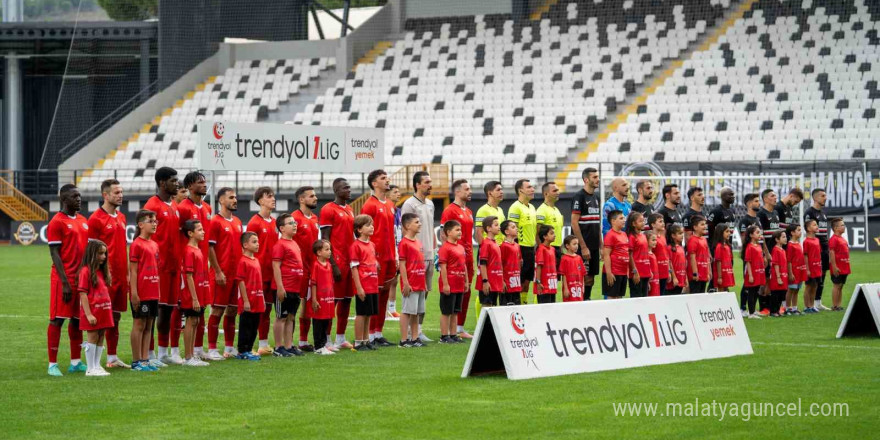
44,165,852,376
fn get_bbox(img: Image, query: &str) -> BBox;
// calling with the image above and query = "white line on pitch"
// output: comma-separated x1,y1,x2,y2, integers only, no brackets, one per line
752,341,880,350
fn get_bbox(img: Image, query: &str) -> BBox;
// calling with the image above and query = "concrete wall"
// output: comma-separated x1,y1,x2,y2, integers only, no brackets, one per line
405,0,510,18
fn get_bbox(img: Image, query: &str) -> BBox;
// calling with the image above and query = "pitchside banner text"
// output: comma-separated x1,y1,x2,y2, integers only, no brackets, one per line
462,293,753,380
197,120,383,172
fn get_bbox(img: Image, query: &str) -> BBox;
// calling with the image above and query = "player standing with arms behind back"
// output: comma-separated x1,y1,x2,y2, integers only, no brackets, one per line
570,167,601,300
46,184,89,376
206,188,243,360
400,171,436,342
362,170,397,347
87,179,129,369
320,178,356,349
805,188,831,311
246,187,277,355
440,179,475,338
292,186,321,351
177,171,212,359
143,167,181,366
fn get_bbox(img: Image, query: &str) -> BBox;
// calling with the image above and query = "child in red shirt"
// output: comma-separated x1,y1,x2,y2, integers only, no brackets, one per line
559,235,587,301
78,240,113,376
743,225,766,318
500,220,522,305
350,215,379,351
785,224,807,315
128,210,160,371
769,230,789,317
712,224,735,292
666,225,686,295
271,213,304,357
803,220,823,313
311,240,337,355
535,225,558,303
235,232,264,360
398,213,427,347
438,220,467,343
645,232,661,297
180,220,210,366
829,218,850,311
648,214,670,295
626,212,650,298
477,217,504,308
686,215,711,294
603,210,630,299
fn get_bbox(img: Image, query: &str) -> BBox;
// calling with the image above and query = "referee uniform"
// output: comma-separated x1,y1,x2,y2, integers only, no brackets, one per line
508,199,537,304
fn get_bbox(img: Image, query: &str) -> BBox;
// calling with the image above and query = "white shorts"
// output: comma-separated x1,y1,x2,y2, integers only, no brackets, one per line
401,291,426,315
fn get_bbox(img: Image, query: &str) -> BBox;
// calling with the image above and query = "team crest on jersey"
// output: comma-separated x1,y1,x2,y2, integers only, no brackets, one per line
224,227,230,232
83,224,88,230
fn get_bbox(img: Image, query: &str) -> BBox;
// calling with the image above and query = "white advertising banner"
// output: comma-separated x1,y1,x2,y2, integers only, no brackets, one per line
836,283,880,338
462,293,753,381
197,120,383,172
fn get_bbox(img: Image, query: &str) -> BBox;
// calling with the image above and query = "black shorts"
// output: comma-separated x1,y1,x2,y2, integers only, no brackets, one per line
521,246,536,282
585,247,600,276
180,308,204,318
275,293,301,319
499,292,521,306
479,291,499,307
355,293,379,316
439,292,464,315
830,274,848,285
807,276,822,285
131,299,159,319
602,273,627,298
537,294,556,304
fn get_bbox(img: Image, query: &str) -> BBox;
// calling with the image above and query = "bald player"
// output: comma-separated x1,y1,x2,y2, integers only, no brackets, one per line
602,177,631,235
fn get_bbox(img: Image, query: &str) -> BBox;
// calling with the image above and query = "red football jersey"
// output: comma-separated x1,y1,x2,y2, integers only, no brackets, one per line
604,230,630,276
271,238,304,292
829,235,851,275
209,214,243,278
143,196,180,272
629,233,652,277
653,234,670,280
47,212,90,281
235,255,265,313
398,237,427,292
438,241,467,293
292,210,320,269
88,208,128,287
769,246,789,290
310,260,335,320
668,244,687,288
441,202,474,252
129,237,161,301
744,243,767,287
535,244,558,294
319,202,355,269
648,253,660,296
501,241,522,293
476,238,504,292
77,267,112,320
349,239,379,293
713,243,735,289
559,253,586,301
804,237,823,278
180,246,210,309
786,242,807,283
178,198,212,267
246,214,278,282
361,195,396,262
686,236,711,281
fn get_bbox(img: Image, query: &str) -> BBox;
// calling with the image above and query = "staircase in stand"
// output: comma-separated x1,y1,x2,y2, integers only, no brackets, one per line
0,171,49,221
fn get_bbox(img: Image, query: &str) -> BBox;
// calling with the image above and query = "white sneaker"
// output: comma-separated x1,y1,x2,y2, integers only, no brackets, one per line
162,354,185,365
184,358,208,367
817,304,831,311
205,350,225,361
325,344,339,352
195,359,210,366
741,309,749,318
86,367,110,377
748,314,762,320
316,348,335,356
106,359,130,369
418,333,433,342
148,358,167,368
225,348,240,357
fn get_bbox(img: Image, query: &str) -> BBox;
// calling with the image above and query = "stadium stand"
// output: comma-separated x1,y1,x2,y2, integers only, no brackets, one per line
76,57,336,193
292,0,731,190
564,0,880,187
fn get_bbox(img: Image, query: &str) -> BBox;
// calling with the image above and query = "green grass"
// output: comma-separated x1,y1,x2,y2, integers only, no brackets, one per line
0,246,877,439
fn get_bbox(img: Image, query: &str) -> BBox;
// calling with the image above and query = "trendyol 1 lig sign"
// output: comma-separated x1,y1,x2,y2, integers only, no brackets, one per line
462,293,753,380
197,120,383,172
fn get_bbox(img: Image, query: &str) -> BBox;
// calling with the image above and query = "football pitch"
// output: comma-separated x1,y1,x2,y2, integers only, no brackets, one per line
0,245,877,439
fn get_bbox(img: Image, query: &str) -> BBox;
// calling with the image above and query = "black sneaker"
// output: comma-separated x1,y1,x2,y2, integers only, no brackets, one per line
354,343,369,351
398,340,412,348
452,335,464,343
299,344,315,353
438,335,451,344
273,347,288,357
375,337,393,347
287,347,304,356
411,340,425,348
